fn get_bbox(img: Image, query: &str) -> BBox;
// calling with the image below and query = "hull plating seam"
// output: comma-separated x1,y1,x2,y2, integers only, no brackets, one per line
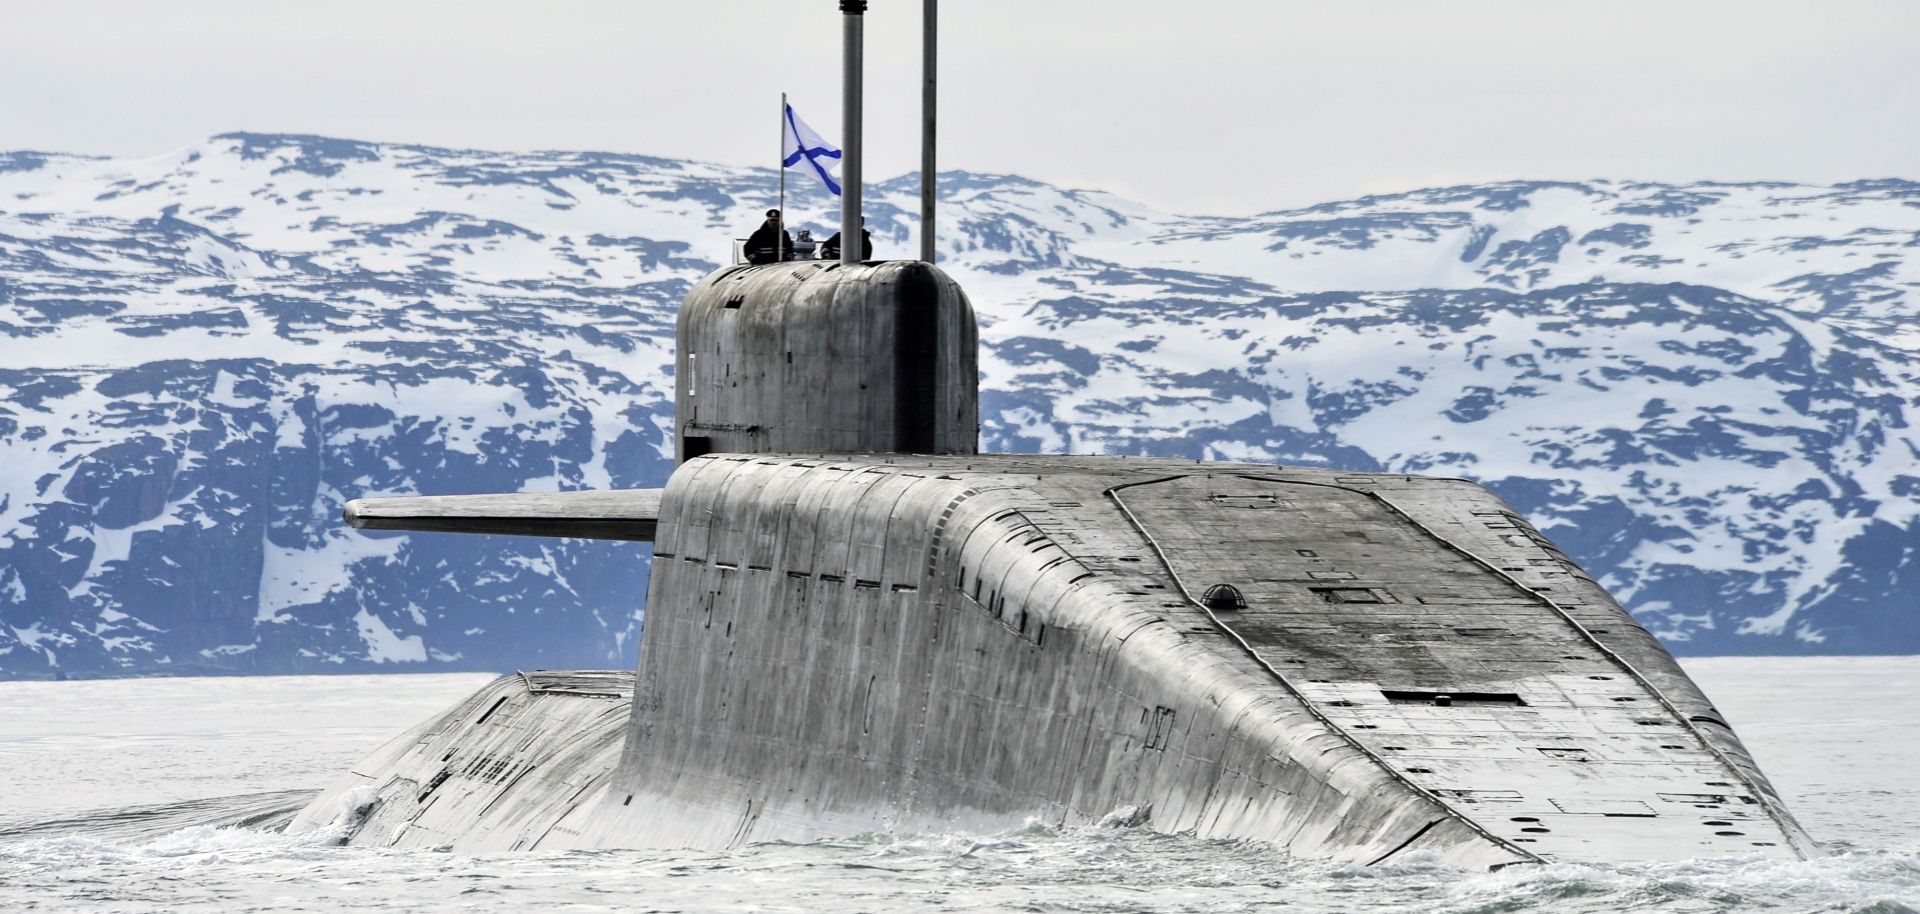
1106,475,1543,865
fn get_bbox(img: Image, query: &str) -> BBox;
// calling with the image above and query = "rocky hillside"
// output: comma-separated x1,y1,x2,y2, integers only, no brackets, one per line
1,134,1914,676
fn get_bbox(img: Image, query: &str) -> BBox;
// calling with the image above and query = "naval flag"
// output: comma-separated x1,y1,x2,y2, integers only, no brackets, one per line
782,102,842,196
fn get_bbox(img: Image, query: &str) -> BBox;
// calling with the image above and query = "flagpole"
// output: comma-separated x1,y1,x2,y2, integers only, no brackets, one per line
779,91,787,261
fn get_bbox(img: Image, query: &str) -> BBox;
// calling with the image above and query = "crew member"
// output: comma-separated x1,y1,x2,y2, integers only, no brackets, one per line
820,217,874,261
744,209,792,265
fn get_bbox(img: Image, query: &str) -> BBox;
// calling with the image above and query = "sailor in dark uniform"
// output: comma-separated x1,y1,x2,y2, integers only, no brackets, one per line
820,217,873,260
744,209,792,264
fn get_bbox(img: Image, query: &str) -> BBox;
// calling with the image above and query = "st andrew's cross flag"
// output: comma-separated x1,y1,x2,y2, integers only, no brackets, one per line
782,102,842,196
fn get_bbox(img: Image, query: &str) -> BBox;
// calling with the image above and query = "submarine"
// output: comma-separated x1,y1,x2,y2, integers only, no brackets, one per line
286,2,1817,868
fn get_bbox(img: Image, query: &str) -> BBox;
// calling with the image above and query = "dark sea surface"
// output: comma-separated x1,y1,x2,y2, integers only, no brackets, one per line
1,658,1915,913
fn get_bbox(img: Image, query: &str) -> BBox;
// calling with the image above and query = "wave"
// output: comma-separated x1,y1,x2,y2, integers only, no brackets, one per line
3,804,1915,913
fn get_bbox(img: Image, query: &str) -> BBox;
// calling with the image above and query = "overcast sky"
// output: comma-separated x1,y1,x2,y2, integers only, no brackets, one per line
3,1,1914,215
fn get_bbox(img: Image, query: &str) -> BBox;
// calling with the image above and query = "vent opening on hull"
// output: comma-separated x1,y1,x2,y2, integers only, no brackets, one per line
1438,789,1523,802
1659,792,1728,805
1311,586,1384,604
1381,689,1526,707
474,695,510,725
1210,494,1284,509
683,435,713,460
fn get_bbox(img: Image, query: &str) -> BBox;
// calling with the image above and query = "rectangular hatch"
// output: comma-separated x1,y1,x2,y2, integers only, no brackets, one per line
1381,689,1527,708
1550,798,1657,817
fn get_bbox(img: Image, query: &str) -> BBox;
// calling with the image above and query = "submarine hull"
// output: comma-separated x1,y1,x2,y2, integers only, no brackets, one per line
294,454,1815,866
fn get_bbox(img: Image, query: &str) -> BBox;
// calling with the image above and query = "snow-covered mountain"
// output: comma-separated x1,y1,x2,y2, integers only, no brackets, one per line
1,133,1915,677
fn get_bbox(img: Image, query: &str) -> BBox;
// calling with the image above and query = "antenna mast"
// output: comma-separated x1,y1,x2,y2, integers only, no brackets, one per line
921,0,937,263
840,0,866,265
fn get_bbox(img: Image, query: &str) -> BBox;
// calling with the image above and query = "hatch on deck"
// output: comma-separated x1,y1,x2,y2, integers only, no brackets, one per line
1380,689,1527,707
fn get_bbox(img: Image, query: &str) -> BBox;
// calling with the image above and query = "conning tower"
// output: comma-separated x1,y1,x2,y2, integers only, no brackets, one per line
675,260,978,462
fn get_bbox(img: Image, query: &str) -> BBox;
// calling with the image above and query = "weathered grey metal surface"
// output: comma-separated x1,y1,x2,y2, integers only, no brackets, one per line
344,490,663,541
287,670,632,850
536,454,1811,865
674,260,977,461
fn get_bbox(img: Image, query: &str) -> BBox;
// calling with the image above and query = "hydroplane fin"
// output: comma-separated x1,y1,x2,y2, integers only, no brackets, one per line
343,489,663,541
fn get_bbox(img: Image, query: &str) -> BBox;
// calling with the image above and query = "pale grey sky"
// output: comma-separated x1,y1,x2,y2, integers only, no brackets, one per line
2,1,1914,214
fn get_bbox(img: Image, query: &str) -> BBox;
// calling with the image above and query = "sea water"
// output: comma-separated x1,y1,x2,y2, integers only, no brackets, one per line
1,657,1915,913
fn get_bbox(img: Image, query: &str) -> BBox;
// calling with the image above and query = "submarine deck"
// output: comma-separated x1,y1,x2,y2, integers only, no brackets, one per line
627,454,1812,863
1100,470,1799,861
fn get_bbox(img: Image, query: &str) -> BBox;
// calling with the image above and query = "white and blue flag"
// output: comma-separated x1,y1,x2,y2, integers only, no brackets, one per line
782,102,842,196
